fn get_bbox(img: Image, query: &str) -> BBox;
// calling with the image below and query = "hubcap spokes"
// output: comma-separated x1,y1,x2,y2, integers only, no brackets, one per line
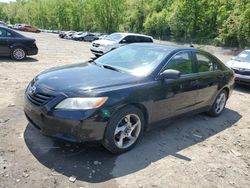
14,49,25,59
215,93,226,114
114,114,141,149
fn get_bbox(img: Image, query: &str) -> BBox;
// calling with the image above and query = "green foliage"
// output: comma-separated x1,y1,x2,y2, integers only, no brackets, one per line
0,0,249,47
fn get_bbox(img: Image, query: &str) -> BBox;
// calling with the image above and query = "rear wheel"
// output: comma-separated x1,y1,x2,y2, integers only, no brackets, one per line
103,106,145,154
11,47,26,61
207,89,227,117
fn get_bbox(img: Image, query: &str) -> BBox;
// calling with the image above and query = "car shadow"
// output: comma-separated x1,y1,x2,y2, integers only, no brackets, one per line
234,84,250,94
24,108,241,183
0,56,38,62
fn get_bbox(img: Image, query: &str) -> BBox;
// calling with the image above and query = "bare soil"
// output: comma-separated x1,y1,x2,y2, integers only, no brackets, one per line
0,32,249,188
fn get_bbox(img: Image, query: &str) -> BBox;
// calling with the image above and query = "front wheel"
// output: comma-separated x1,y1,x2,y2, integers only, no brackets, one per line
207,90,227,117
103,106,145,154
11,47,26,61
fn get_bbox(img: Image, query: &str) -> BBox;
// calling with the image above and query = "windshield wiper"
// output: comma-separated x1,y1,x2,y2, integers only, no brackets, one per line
88,59,102,67
102,64,122,72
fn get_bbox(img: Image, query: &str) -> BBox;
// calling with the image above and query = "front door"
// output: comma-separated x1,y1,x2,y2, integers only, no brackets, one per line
152,50,200,122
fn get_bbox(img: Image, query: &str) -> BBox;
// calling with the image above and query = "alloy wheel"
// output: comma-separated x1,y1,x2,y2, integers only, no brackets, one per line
13,48,25,60
215,92,226,114
114,114,141,149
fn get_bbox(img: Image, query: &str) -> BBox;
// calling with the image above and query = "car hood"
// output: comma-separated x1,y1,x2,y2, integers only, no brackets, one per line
33,63,141,93
93,39,116,45
227,60,250,69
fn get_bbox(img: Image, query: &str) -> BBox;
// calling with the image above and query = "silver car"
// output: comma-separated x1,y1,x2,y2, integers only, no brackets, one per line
227,50,250,85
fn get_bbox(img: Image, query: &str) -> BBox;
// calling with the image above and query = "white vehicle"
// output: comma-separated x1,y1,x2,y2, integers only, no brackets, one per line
64,31,76,39
226,50,250,85
13,23,25,30
90,32,153,56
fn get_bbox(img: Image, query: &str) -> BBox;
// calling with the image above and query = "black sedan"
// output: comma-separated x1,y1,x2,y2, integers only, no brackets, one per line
24,44,234,154
0,26,38,60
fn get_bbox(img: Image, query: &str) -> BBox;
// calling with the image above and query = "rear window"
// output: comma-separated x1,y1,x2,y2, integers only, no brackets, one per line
139,36,153,42
196,53,221,72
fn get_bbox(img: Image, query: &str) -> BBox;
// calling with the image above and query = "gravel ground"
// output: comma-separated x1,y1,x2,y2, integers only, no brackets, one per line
0,32,249,188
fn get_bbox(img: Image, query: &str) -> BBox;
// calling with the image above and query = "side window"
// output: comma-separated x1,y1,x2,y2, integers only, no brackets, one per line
122,36,136,43
7,32,12,37
196,53,221,72
0,29,7,37
165,51,194,75
142,37,153,43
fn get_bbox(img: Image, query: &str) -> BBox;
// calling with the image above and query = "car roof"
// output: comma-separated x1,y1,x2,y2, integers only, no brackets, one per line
129,43,194,52
114,32,153,38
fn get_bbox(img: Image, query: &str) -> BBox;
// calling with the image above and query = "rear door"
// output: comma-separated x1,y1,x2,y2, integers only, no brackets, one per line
193,51,224,109
0,28,11,55
152,50,200,121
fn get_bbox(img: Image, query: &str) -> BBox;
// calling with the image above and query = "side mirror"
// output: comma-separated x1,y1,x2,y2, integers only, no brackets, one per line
120,39,127,43
159,69,181,80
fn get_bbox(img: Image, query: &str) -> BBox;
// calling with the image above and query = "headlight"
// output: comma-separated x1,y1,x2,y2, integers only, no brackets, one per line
55,97,108,110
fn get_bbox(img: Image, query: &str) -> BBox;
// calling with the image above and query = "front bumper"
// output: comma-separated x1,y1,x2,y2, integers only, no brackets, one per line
27,46,38,56
23,94,108,143
90,45,110,56
235,74,250,85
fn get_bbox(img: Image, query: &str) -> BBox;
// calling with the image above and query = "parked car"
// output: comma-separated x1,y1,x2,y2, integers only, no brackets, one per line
18,25,40,33
90,32,154,57
72,32,99,41
0,21,7,27
227,50,250,85
71,32,85,40
24,44,234,154
59,31,66,38
0,26,38,60
7,24,13,29
13,23,25,30
60,31,77,38
98,34,108,40
64,31,76,39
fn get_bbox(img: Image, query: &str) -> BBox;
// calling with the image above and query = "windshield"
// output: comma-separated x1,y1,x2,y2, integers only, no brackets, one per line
95,45,169,76
105,33,124,41
235,51,250,62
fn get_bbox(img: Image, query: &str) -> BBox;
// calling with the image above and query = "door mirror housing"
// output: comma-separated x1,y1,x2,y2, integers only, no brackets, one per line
120,39,127,43
159,69,181,80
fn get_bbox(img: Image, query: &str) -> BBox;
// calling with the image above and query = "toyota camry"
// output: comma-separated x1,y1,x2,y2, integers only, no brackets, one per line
24,44,234,154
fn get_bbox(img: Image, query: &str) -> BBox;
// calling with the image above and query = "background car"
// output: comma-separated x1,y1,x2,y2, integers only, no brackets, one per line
0,21,7,27
64,31,76,39
227,50,250,85
72,32,98,41
18,25,40,33
90,32,154,57
0,26,38,60
24,44,234,154
72,32,85,40
13,23,24,30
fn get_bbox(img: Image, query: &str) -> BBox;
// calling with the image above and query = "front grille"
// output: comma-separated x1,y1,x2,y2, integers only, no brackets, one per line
232,68,250,76
27,92,53,106
92,43,100,47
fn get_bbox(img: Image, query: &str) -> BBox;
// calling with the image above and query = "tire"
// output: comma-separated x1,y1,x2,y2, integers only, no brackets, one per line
207,89,227,117
103,106,145,154
11,47,26,61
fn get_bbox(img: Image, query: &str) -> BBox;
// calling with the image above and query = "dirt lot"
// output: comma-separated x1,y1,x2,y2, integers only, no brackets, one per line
0,32,249,188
